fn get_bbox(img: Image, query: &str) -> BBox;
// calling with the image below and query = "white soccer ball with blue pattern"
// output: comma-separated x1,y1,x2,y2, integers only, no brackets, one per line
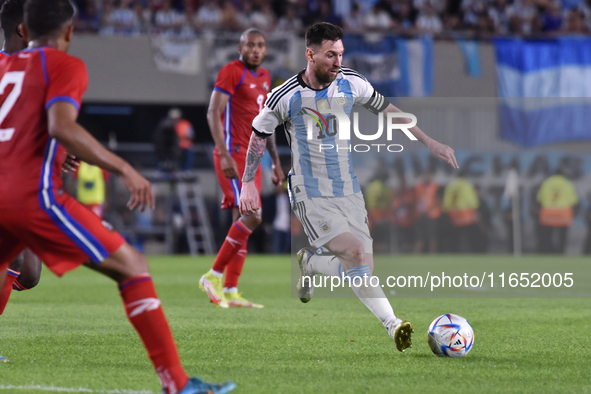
427,313,474,358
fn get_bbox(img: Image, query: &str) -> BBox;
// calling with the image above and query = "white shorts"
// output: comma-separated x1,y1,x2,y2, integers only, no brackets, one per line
293,192,373,254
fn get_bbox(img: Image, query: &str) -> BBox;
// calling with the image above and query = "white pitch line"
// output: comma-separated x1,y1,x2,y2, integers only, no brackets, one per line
0,385,158,394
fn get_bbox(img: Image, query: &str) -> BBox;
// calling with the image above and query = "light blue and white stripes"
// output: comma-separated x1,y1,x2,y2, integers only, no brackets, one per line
494,37,591,146
345,264,372,281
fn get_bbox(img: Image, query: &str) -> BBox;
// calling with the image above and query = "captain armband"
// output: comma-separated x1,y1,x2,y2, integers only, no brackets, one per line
252,125,273,139
362,90,390,115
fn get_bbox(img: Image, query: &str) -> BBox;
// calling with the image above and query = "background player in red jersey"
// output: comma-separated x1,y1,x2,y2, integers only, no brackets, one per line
199,29,284,309
0,0,42,340
0,1,234,392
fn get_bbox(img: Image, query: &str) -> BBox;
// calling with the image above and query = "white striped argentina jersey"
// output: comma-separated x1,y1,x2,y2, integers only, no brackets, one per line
252,67,389,204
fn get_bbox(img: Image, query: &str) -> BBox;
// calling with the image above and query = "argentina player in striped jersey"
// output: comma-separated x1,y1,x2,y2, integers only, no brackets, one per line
239,22,459,353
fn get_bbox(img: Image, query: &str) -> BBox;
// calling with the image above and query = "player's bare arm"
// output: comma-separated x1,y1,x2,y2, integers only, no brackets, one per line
383,103,459,169
47,102,155,211
207,89,239,179
239,133,267,216
265,132,285,186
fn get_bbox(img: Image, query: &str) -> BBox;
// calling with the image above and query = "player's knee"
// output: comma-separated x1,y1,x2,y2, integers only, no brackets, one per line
251,214,263,228
99,244,150,281
241,213,262,230
120,249,149,279
341,243,365,266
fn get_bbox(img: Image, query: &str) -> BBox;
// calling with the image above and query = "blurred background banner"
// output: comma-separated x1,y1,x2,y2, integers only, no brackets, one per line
151,35,201,75
495,38,591,146
342,35,433,97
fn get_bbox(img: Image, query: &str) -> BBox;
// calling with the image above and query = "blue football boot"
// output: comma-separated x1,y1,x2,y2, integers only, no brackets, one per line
166,377,236,394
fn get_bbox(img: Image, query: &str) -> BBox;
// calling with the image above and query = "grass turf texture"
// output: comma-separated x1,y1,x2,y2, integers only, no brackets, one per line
1,255,590,394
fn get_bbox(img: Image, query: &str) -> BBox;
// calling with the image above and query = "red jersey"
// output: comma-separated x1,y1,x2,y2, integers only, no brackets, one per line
0,47,124,274
0,47,87,208
0,51,8,61
213,59,271,152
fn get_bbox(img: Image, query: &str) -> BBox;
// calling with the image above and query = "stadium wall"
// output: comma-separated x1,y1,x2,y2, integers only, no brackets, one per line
67,35,497,103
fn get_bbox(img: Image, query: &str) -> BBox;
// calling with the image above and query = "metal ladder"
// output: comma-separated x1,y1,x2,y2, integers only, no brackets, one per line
176,181,216,255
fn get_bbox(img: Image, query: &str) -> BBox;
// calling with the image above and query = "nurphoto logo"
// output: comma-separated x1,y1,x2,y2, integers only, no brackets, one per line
300,104,418,153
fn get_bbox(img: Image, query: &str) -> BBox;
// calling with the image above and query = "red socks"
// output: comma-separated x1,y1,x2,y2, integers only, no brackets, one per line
0,269,20,315
224,246,247,289
119,275,188,394
211,221,251,281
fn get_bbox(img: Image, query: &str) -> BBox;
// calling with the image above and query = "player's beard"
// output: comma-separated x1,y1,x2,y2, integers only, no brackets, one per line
314,66,338,85
243,54,264,71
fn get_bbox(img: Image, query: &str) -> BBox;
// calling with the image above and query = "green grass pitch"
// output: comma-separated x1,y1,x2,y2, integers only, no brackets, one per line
1,255,590,393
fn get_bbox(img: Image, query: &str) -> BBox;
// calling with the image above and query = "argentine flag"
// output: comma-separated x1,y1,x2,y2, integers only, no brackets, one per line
494,37,591,146
397,37,434,97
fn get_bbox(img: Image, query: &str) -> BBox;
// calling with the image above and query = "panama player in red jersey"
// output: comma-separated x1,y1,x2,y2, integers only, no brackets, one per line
199,29,284,309
0,0,43,347
0,0,235,392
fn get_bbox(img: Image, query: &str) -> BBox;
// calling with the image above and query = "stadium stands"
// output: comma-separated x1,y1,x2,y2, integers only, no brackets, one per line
73,0,591,38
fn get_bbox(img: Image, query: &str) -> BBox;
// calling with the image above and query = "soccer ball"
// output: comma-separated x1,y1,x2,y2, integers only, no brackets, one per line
427,313,474,358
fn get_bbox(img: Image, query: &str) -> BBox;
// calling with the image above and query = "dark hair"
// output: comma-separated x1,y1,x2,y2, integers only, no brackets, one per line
1,0,25,39
305,22,343,48
24,0,75,40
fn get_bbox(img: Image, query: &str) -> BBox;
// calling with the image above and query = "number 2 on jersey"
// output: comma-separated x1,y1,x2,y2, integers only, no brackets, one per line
0,71,25,142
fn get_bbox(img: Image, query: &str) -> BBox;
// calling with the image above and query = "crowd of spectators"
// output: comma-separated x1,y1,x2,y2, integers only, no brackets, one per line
73,0,591,38
361,165,589,255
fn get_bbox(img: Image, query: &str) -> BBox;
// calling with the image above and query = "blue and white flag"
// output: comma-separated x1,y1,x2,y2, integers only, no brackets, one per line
494,38,591,146
342,35,433,97
397,37,433,97
455,37,481,78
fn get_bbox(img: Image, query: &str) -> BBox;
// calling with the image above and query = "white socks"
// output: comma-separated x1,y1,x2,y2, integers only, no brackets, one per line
347,264,398,330
309,256,398,331
309,255,343,277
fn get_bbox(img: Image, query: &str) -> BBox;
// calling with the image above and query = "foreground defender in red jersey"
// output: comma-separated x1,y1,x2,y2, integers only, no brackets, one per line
0,0,43,330
199,29,284,309
0,0,234,393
